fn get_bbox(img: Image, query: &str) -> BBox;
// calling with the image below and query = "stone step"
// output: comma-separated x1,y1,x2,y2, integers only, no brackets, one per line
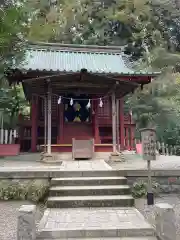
38,227,155,239
41,238,157,240
51,176,127,186
53,170,124,178
47,195,134,208
49,185,131,196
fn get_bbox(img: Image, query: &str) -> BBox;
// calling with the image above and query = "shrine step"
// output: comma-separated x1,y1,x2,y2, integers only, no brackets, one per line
40,238,157,240
49,185,131,196
51,176,127,186
37,207,155,239
47,195,134,208
51,170,125,178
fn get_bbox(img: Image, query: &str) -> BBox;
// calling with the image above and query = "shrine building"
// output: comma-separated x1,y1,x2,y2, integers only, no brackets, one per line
6,42,159,158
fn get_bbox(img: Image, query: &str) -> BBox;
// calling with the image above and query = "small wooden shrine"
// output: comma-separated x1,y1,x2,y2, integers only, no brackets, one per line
6,42,159,158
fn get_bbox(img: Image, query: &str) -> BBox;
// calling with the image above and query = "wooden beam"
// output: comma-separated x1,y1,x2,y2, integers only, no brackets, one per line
51,82,111,88
27,84,111,94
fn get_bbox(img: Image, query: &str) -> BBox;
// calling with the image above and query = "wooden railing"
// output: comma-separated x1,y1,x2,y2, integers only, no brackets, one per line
135,139,179,156
0,129,18,144
156,141,178,156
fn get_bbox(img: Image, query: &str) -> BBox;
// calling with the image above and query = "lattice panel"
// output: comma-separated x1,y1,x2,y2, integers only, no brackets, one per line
39,95,58,120
97,97,111,118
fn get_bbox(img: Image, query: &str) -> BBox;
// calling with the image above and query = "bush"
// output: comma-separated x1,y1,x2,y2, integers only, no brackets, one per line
0,179,50,202
131,180,160,198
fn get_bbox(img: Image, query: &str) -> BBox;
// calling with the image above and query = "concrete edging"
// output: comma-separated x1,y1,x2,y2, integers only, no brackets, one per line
0,169,124,179
0,169,179,179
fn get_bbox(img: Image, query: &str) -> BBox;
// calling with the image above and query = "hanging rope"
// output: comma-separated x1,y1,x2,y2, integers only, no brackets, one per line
55,91,111,108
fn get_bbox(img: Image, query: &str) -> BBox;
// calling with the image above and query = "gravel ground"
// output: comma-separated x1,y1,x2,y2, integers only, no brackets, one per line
0,194,179,240
0,201,45,240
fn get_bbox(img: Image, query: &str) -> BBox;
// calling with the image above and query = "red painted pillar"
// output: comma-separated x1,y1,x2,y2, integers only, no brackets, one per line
119,98,125,150
58,104,64,144
31,95,38,152
92,99,100,144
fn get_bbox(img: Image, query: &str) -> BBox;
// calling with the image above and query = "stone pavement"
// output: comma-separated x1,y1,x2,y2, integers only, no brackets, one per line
0,153,180,171
37,207,155,239
60,159,112,170
109,154,180,170
0,154,178,240
0,154,111,170
1,194,179,240
36,160,156,239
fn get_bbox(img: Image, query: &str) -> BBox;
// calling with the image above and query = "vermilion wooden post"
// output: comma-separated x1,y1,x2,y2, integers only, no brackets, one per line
31,95,38,152
119,98,125,150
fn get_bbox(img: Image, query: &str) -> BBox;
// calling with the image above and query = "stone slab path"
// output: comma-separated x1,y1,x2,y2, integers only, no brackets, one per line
37,207,155,239
1,153,180,171
36,162,156,239
60,160,111,171
0,160,111,173
39,207,151,230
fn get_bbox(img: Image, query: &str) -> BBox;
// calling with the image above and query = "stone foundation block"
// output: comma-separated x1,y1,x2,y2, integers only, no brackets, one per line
109,152,125,162
155,203,176,240
17,205,36,240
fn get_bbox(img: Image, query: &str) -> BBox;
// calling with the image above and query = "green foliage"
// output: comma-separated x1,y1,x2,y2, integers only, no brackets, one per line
0,1,30,71
126,71,180,145
132,180,160,199
26,179,50,202
0,84,29,128
0,1,30,126
0,179,50,202
2,0,180,145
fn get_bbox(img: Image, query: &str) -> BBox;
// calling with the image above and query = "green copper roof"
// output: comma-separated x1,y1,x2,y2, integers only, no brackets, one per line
18,43,159,76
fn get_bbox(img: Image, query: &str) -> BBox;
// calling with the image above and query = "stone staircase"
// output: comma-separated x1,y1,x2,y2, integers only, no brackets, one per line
47,171,134,208
37,169,157,240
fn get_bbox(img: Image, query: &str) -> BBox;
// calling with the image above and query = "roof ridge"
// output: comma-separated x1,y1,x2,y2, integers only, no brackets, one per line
28,41,123,53
27,47,121,55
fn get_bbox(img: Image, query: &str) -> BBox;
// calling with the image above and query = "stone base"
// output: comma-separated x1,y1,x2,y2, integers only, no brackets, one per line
109,152,125,162
155,203,176,240
41,153,53,163
17,205,36,240
40,153,62,164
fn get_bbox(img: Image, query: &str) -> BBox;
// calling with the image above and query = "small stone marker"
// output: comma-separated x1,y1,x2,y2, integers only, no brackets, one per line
17,205,36,240
155,203,176,240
